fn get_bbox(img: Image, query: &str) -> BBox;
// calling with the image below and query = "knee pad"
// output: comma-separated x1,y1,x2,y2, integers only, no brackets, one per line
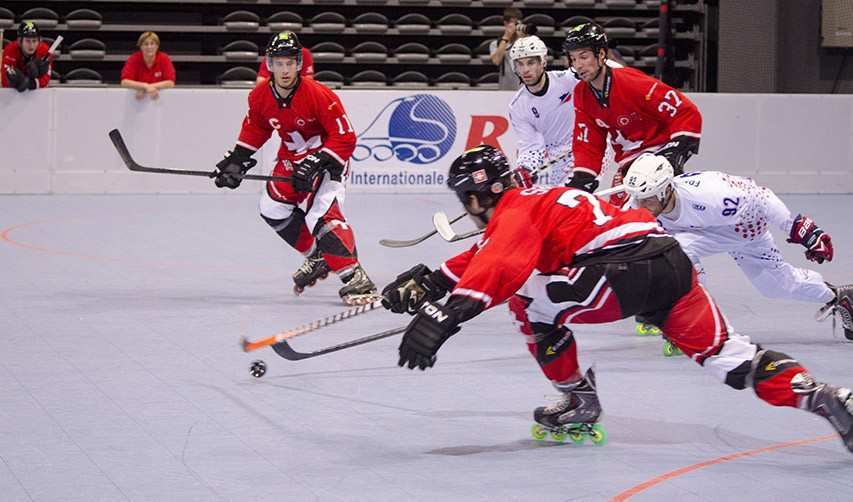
736,349,806,407
260,207,313,253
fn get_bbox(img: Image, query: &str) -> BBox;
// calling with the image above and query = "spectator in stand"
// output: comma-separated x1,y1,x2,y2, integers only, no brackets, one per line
489,7,527,90
120,31,175,100
1,22,53,92
255,32,314,86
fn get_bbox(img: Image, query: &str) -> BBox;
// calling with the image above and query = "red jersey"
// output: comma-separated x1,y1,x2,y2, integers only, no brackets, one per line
236,77,356,177
1,41,52,88
438,186,665,310
572,66,701,176
257,48,315,80
120,51,176,84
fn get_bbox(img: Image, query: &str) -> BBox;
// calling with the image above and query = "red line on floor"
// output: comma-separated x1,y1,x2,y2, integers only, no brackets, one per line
609,434,835,501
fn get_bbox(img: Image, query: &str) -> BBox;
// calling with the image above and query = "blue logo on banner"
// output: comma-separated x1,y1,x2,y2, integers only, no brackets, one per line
353,94,457,165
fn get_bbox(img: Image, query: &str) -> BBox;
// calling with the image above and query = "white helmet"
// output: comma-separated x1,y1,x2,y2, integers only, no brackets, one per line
623,153,674,202
509,35,548,64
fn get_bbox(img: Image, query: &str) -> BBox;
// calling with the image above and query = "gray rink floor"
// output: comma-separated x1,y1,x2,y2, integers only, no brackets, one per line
1,191,853,502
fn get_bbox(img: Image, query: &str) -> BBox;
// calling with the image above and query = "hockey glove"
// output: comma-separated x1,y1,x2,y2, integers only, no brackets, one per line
565,171,600,193
381,264,453,314
788,214,834,264
26,57,50,78
214,145,257,189
398,301,460,370
653,135,700,175
293,151,344,193
511,167,538,189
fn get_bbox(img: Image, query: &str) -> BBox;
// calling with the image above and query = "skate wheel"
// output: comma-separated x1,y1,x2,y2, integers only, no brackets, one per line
550,430,568,442
568,430,585,444
845,328,853,341
249,360,267,378
293,285,304,296
590,424,607,445
635,323,661,336
530,423,548,441
662,340,676,357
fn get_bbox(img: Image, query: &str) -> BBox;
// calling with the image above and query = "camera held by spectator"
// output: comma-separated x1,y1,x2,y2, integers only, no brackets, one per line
516,22,538,37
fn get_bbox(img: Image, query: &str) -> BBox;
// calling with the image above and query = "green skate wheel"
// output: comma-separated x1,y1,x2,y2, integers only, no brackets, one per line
635,323,662,336
568,429,585,444
531,423,548,441
551,430,568,442
663,340,676,357
590,424,607,445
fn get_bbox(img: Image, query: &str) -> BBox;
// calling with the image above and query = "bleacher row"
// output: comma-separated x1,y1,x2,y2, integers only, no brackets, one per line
1,1,705,89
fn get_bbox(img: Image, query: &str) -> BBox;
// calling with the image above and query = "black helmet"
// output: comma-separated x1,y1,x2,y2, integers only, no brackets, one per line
266,31,302,70
562,22,607,55
447,145,514,206
17,21,41,40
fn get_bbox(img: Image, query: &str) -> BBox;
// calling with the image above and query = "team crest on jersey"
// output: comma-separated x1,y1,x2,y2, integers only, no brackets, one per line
558,91,572,104
296,118,306,127
692,204,706,211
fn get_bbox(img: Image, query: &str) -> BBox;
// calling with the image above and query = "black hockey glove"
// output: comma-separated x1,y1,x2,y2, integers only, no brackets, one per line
398,301,461,370
293,151,344,193
787,214,834,264
26,57,50,78
6,67,23,90
565,171,599,193
381,264,453,314
214,145,257,189
653,135,700,175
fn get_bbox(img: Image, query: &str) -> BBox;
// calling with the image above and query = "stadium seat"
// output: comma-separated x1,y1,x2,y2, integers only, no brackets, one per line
602,18,638,38
394,42,430,63
221,40,259,61
399,0,430,5
267,12,303,32
64,67,103,85
69,38,106,59
476,72,499,89
433,72,471,88
314,70,345,88
355,0,389,5
478,15,504,37
0,8,12,30
523,14,556,37
223,11,260,31
65,9,102,29
352,41,388,63
437,14,473,35
395,14,431,34
353,12,389,34
392,70,429,88
524,0,556,6
350,69,386,87
639,43,659,66
604,0,638,7
316,0,345,4
436,43,471,64
217,66,257,87
20,8,60,30
310,12,346,34
563,0,596,7
482,0,513,6
474,40,494,63
310,42,345,62
640,18,660,38
614,46,636,65
439,0,471,5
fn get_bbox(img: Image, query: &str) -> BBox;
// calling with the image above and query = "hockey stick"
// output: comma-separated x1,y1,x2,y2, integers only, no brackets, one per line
378,212,467,248
108,129,292,183
271,326,406,361
378,152,573,249
240,297,384,353
48,35,63,55
432,184,628,243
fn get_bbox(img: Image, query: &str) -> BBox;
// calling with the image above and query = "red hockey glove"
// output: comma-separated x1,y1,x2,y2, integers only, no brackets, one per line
788,214,834,264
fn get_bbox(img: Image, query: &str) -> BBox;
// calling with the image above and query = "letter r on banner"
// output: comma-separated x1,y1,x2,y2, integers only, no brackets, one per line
465,115,509,151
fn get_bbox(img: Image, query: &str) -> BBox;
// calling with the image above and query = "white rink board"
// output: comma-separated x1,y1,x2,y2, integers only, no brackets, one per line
1,87,851,194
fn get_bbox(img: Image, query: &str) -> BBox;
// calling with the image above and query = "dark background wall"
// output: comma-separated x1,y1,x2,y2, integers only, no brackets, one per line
718,0,853,93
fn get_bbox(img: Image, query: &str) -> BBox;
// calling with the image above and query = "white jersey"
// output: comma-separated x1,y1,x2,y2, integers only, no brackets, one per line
509,70,580,185
649,171,794,257
640,171,833,305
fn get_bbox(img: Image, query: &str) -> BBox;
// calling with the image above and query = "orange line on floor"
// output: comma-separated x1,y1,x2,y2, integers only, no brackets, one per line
609,434,835,501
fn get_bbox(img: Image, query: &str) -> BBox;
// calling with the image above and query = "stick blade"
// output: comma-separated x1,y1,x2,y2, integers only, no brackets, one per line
432,212,457,242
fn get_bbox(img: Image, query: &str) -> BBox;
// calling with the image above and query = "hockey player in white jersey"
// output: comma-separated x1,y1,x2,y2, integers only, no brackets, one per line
623,153,853,341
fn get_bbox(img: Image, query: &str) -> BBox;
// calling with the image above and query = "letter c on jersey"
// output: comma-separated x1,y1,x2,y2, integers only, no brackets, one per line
269,118,281,130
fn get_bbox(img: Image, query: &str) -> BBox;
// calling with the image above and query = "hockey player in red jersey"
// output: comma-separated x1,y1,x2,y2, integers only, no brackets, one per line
564,22,702,207
1,22,53,92
214,31,377,305
381,145,853,450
